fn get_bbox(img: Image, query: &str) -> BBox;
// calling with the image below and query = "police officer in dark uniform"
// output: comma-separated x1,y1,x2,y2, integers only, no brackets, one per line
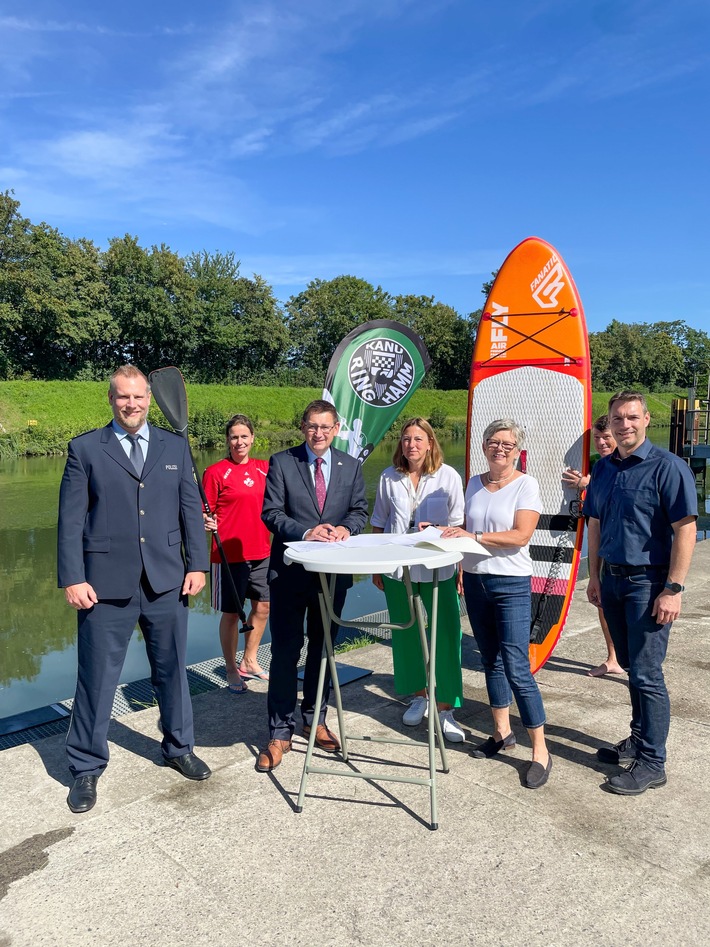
58,365,210,813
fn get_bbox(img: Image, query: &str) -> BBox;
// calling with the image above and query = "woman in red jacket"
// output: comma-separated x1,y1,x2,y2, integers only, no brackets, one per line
203,415,271,693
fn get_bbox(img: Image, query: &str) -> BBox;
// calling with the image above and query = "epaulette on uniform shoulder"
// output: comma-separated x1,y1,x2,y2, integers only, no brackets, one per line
153,425,184,439
72,427,102,440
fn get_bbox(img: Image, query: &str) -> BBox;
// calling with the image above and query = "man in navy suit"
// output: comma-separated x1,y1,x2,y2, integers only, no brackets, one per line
257,400,368,772
57,365,211,813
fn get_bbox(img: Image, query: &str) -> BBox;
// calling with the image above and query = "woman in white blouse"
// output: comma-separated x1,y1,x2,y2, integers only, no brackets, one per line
371,418,465,742
441,419,551,788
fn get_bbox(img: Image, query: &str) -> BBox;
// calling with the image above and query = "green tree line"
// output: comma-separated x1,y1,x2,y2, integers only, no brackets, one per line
1,191,708,391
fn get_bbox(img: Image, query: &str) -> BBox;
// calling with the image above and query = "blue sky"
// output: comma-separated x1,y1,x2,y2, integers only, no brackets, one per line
1,0,708,332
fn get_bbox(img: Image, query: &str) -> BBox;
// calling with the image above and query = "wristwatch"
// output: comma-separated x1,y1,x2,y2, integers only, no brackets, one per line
474,530,483,542
664,581,685,593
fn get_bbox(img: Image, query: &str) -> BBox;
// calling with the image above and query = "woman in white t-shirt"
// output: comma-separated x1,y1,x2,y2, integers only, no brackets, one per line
371,418,466,742
441,419,551,789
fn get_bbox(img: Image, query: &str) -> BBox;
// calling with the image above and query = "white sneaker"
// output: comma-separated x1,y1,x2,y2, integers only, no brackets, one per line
440,710,465,743
402,696,428,726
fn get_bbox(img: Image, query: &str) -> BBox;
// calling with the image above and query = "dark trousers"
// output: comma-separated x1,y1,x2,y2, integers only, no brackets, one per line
601,570,671,771
66,577,194,778
267,573,346,741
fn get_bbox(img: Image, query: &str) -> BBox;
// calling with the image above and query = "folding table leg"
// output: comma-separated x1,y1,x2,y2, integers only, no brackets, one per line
295,649,326,813
319,578,349,762
293,562,455,828
296,578,347,813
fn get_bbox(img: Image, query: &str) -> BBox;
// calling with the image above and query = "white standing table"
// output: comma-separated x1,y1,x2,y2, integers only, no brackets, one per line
283,541,463,830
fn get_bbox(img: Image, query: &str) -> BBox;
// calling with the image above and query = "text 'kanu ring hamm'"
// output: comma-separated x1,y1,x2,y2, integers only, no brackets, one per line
347,339,416,406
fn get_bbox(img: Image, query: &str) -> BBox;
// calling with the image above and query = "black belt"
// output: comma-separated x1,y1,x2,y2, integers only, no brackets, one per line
604,563,667,577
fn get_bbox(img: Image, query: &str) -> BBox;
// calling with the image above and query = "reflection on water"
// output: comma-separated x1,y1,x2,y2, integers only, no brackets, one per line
0,440,419,717
0,430,705,718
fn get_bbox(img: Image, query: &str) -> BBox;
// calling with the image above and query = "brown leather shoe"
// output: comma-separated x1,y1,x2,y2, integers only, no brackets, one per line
303,723,341,753
256,739,292,772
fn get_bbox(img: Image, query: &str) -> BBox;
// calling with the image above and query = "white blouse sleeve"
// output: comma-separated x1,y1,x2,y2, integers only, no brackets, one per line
516,475,543,514
371,469,392,529
447,468,465,526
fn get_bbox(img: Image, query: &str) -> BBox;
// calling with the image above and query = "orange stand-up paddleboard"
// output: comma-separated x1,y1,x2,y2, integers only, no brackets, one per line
466,237,592,673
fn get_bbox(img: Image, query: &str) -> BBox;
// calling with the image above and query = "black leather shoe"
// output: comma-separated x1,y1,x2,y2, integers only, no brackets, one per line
67,775,98,813
525,754,553,789
470,732,516,759
596,736,639,765
604,761,666,795
162,752,211,781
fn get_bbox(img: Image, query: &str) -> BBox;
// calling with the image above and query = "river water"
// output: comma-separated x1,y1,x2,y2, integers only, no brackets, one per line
0,432,705,719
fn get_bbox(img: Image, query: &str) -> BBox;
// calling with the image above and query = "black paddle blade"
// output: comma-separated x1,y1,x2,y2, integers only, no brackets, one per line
148,367,189,436
147,365,252,628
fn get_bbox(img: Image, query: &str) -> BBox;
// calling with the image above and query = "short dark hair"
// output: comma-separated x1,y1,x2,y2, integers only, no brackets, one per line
593,414,610,432
301,400,339,426
608,390,649,415
225,414,254,437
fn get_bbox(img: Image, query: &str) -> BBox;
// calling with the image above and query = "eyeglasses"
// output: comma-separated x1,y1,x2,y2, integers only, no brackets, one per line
304,424,336,434
486,440,518,453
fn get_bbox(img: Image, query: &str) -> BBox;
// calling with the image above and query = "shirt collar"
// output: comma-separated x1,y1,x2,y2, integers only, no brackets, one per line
112,419,150,441
305,444,330,466
611,437,652,464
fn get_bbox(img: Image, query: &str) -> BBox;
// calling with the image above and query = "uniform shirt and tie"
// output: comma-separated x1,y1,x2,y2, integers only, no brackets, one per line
58,413,208,782
112,419,149,476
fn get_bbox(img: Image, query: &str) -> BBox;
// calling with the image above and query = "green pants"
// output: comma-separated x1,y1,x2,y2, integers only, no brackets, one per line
382,574,463,709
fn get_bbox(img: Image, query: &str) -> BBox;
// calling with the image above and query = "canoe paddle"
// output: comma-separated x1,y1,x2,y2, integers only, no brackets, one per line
148,366,252,630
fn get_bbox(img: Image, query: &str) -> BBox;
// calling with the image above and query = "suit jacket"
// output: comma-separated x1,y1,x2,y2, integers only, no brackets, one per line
262,443,368,588
57,423,209,598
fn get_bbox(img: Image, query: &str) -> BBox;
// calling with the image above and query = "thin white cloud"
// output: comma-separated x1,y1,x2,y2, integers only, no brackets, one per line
10,0,701,198
41,125,180,179
151,0,709,162
229,128,274,158
0,90,60,100
0,15,197,37
289,96,398,153
0,16,136,36
4,0,709,253
0,165,28,181
158,0,463,155
12,154,289,241
383,112,462,148
240,250,502,287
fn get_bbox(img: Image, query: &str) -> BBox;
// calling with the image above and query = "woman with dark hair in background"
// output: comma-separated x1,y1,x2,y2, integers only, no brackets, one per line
562,415,622,677
203,414,271,694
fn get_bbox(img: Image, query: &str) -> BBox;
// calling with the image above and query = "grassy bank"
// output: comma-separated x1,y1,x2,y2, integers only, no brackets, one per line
0,381,469,458
0,381,681,459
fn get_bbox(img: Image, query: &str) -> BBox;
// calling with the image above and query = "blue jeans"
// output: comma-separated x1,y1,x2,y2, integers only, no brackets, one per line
462,573,546,730
601,569,671,771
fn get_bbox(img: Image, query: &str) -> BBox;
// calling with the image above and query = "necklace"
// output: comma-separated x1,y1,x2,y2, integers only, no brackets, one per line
486,469,516,485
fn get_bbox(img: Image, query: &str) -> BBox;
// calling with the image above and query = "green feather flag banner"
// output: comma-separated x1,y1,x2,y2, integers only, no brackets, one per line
322,320,432,464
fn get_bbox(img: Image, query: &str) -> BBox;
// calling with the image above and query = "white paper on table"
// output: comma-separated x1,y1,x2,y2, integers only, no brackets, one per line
285,525,490,558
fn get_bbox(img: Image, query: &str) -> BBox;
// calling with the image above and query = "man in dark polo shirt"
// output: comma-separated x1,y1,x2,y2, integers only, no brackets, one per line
585,390,697,795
